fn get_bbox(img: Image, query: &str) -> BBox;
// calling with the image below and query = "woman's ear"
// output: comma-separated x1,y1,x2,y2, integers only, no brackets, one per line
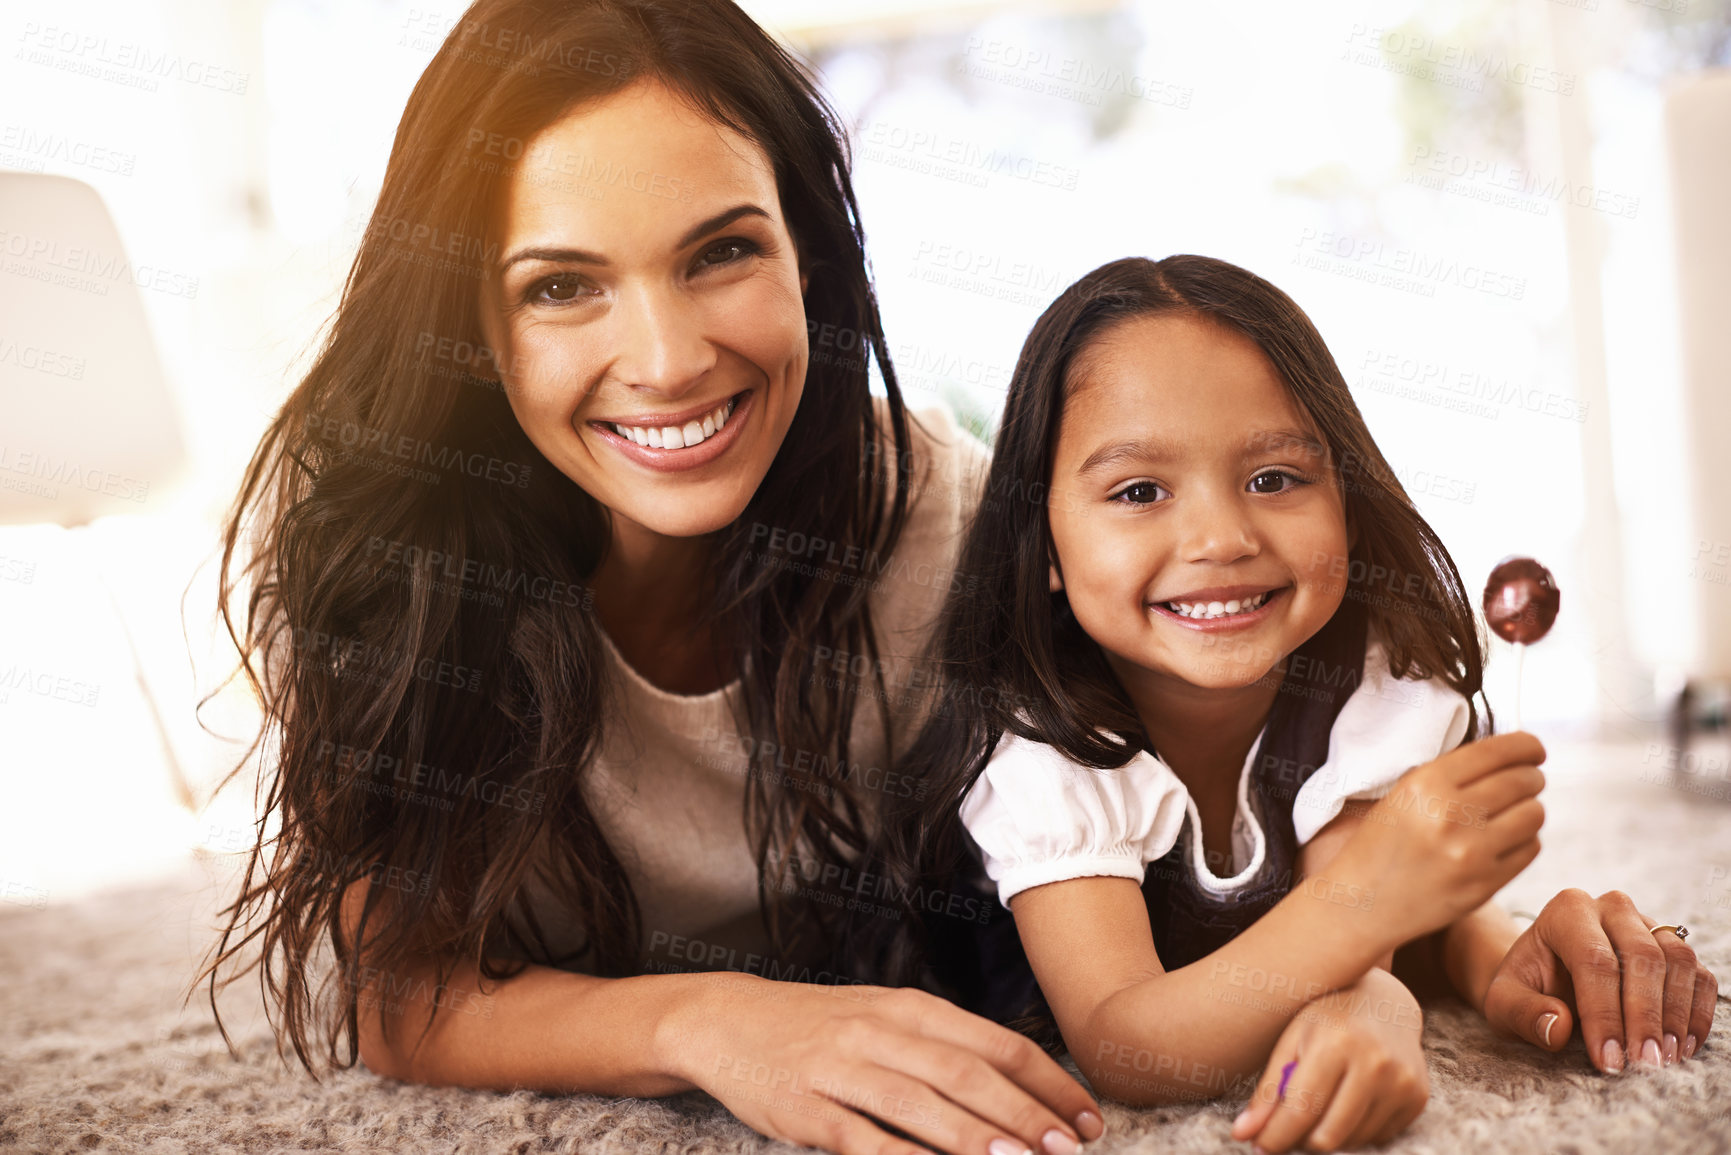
1049,558,1064,593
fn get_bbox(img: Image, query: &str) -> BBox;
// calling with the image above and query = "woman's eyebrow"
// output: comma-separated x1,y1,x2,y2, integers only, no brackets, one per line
498,204,773,274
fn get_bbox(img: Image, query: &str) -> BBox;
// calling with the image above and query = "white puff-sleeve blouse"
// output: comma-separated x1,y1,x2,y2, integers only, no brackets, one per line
959,643,1472,909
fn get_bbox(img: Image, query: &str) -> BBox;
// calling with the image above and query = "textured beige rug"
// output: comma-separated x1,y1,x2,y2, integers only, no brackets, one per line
4,738,1729,1154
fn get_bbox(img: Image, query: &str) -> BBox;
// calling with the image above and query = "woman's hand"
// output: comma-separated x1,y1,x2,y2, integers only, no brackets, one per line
1482,889,1719,1072
1230,968,1428,1153
659,975,1104,1155
1326,732,1547,947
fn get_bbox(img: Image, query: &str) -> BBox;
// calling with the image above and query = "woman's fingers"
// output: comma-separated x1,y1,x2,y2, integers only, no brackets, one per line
894,991,1101,1141
803,1099,936,1155
1651,926,1701,1064
853,1025,1083,1155
820,1061,1030,1155
1687,964,1719,1058
1482,968,1574,1052
1597,895,1669,1067
1245,1050,1347,1154
1540,894,1628,1073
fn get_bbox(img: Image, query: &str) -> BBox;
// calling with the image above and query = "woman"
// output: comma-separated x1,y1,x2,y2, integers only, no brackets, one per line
201,3,1101,1154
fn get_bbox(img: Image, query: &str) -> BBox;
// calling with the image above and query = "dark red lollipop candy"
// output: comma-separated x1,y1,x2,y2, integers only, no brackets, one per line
1483,557,1560,645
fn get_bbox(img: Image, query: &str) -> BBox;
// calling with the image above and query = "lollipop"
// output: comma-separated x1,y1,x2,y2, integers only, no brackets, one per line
1482,556,1560,731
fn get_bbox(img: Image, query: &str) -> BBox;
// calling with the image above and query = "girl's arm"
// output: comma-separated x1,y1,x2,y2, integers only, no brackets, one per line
1012,733,1545,1106
1298,798,1395,973
1012,868,1393,1107
340,885,1104,1155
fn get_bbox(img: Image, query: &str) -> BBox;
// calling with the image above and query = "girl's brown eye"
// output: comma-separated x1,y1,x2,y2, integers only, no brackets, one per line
1249,470,1305,494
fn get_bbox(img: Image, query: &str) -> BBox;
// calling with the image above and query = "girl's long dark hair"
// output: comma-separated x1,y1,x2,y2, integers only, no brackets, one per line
199,0,912,1073
862,254,1489,991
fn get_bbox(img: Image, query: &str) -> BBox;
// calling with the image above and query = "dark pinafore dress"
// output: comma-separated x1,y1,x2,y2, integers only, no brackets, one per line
925,601,1369,1049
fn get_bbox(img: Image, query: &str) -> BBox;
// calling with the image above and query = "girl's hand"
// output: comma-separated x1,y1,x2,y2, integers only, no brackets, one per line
663,975,1104,1155
1230,969,1428,1153
1328,732,1547,947
1482,889,1719,1073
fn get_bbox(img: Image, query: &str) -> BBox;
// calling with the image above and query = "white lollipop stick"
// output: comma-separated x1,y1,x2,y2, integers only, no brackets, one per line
1510,641,1524,733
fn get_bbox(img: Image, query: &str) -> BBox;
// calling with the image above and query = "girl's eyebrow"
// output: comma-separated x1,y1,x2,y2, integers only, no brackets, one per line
1075,436,1184,478
497,203,772,274
1074,428,1325,478
1246,428,1328,458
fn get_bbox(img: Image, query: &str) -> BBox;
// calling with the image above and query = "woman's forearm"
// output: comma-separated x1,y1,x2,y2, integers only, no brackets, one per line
1074,881,1395,1106
1438,900,1523,1013
355,950,752,1096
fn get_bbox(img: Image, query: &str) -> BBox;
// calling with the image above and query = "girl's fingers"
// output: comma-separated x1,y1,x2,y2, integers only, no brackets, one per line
1372,1095,1429,1147
853,1029,1081,1154
1245,1049,1347,1154
900,993,1102,1139
1483,797,1545,856
1462,763,1546,818
1687,963,1719,1058
1230,1043,1298,1141
1303,1058,1379,1151
1339,1086,1403,1152
1439,732,1546,788
1598,898,1669,1067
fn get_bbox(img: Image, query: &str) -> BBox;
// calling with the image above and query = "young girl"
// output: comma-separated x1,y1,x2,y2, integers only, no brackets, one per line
867,255,1718,1153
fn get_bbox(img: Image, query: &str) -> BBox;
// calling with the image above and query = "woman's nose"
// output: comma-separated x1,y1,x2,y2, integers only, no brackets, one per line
611,282,716,397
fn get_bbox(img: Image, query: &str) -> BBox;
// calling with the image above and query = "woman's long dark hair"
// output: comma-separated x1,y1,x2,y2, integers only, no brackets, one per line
862,254,1490,991
199,0,912,1074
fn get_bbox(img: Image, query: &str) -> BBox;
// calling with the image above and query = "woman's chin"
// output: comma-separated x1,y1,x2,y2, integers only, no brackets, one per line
615,492,756,541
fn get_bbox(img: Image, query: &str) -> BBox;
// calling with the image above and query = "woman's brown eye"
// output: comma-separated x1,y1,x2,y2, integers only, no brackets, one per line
698,239,757,268
543,276,580,301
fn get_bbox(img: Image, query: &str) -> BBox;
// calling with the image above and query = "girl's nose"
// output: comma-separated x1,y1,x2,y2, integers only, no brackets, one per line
1174,489,1259,564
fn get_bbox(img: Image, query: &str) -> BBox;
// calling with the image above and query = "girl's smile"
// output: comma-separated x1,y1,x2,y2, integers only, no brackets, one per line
1046,312,1353,699
1149,584,1292,631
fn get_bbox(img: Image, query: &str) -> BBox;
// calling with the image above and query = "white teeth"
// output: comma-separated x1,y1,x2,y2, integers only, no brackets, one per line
609,396,739,450
1163,591,1272,620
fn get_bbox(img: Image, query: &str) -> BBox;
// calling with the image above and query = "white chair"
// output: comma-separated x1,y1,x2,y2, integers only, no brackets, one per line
0,171,194,808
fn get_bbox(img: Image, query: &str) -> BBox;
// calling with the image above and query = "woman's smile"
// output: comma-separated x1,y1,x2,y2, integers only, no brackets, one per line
588,388,753,473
